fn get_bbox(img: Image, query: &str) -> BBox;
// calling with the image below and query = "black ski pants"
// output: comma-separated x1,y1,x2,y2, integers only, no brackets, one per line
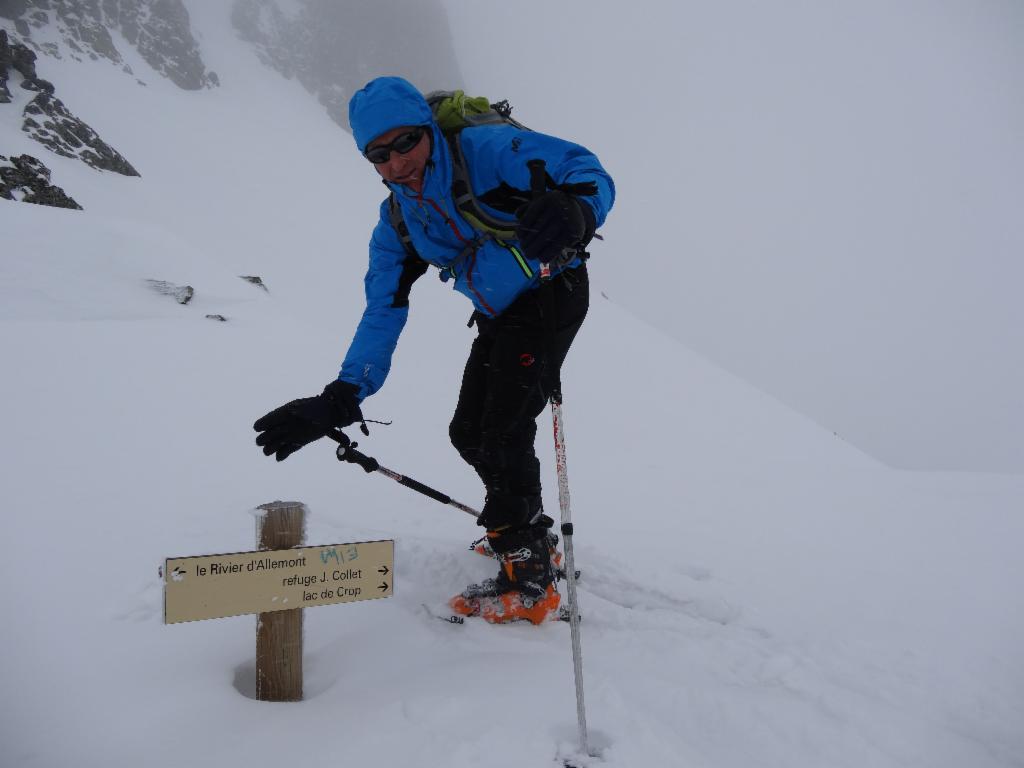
449,264,589,530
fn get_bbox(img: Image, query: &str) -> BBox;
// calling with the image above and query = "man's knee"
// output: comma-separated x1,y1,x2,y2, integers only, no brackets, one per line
449,415,479,457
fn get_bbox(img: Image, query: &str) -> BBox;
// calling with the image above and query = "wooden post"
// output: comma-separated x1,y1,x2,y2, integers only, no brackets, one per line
255,501,306,702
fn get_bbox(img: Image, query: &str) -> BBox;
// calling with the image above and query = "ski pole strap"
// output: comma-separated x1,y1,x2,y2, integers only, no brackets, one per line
527,158,547,199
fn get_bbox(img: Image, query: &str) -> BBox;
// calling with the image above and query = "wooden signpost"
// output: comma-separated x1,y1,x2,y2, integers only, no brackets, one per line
163,501,393,701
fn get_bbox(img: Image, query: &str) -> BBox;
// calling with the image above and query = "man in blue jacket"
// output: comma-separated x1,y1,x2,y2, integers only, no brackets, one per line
255,76,614,624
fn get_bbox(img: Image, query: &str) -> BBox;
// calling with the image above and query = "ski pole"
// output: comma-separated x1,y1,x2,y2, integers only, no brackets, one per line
527,159,592,759
550,389,590,760
326,429,480,518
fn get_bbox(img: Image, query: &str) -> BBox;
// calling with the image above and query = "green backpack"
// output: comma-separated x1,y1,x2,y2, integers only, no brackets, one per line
387,89,531,260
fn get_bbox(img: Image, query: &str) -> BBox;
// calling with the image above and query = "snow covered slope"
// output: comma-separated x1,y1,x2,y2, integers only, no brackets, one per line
2,4,1022,768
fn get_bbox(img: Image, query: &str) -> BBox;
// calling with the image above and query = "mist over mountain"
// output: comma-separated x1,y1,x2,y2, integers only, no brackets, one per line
1,0,461,203
231,0,462,129
1,0,461,119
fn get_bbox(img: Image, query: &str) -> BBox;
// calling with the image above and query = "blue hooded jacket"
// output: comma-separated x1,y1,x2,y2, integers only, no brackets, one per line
339,77,615,401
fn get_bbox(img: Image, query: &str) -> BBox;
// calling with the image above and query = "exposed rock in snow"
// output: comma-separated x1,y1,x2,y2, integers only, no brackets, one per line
23,90,140,175
0,0,218,90
230,0,462,130
0,28,55,100
239,275,268,292
0,153,82,209
145,279,193,304
0,29,11,102
104,0,219,89
2,29,139,175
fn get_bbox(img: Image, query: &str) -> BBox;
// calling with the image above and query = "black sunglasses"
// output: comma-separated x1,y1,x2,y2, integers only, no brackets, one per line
364,127,426,164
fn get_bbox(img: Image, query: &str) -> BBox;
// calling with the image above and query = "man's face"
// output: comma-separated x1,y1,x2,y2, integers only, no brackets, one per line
365,125,431,193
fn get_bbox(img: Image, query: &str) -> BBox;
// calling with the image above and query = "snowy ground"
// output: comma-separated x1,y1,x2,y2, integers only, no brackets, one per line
2,4,1023,768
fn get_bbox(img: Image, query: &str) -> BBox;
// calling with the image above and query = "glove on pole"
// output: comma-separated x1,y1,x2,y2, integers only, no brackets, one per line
516,188,588,268
254,380,363,461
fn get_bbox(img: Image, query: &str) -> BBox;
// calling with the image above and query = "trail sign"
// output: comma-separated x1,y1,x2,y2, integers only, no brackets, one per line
164,539,393,624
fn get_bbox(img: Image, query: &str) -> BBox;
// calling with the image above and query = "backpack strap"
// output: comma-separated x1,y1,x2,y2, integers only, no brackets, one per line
388,191,418,258
448,132,519,240
387,192,429,308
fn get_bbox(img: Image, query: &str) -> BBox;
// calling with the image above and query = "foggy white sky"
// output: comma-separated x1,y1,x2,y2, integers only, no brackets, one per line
445,0,1024,472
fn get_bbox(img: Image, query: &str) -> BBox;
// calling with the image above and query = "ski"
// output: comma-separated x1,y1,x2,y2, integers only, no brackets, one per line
421,602,465,625
422,601,579,626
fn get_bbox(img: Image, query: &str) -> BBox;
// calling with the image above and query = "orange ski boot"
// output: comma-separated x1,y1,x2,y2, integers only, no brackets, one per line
451,531,561,625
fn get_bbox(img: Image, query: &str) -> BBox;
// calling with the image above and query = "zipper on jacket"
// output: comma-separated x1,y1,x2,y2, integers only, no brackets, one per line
496,238,533,279
418,190,497,317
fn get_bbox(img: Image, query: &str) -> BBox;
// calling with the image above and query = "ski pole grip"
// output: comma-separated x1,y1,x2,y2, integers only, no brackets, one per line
527,159,547,200
526,159,554,279
327,429,351,448
327,429,379,473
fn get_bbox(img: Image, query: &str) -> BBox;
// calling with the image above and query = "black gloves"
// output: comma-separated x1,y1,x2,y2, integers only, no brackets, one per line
516,190,594,267
254,380,362,461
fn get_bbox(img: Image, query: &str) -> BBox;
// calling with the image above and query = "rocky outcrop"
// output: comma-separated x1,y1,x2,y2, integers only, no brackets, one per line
1,28,56,100
240,275,268,292
0,153,82,209
145,279,194,304
2,30,140,175
103,0,219,89
60,1,124,65
0,0,218,89
0,27,11,102
23,91,140,175
231,0,462,130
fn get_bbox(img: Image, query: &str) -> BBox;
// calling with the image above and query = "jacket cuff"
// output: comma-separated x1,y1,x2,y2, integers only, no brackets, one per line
324,379,363,421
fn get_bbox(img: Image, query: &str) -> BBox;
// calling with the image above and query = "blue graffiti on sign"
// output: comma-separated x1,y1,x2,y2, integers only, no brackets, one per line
320,548,341,566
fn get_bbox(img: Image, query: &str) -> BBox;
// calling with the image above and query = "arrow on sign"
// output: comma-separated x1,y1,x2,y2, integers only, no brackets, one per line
378,581,389,592
378,565,390,576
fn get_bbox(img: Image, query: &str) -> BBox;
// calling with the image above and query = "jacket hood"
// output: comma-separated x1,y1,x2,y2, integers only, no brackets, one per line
348,76,433,152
